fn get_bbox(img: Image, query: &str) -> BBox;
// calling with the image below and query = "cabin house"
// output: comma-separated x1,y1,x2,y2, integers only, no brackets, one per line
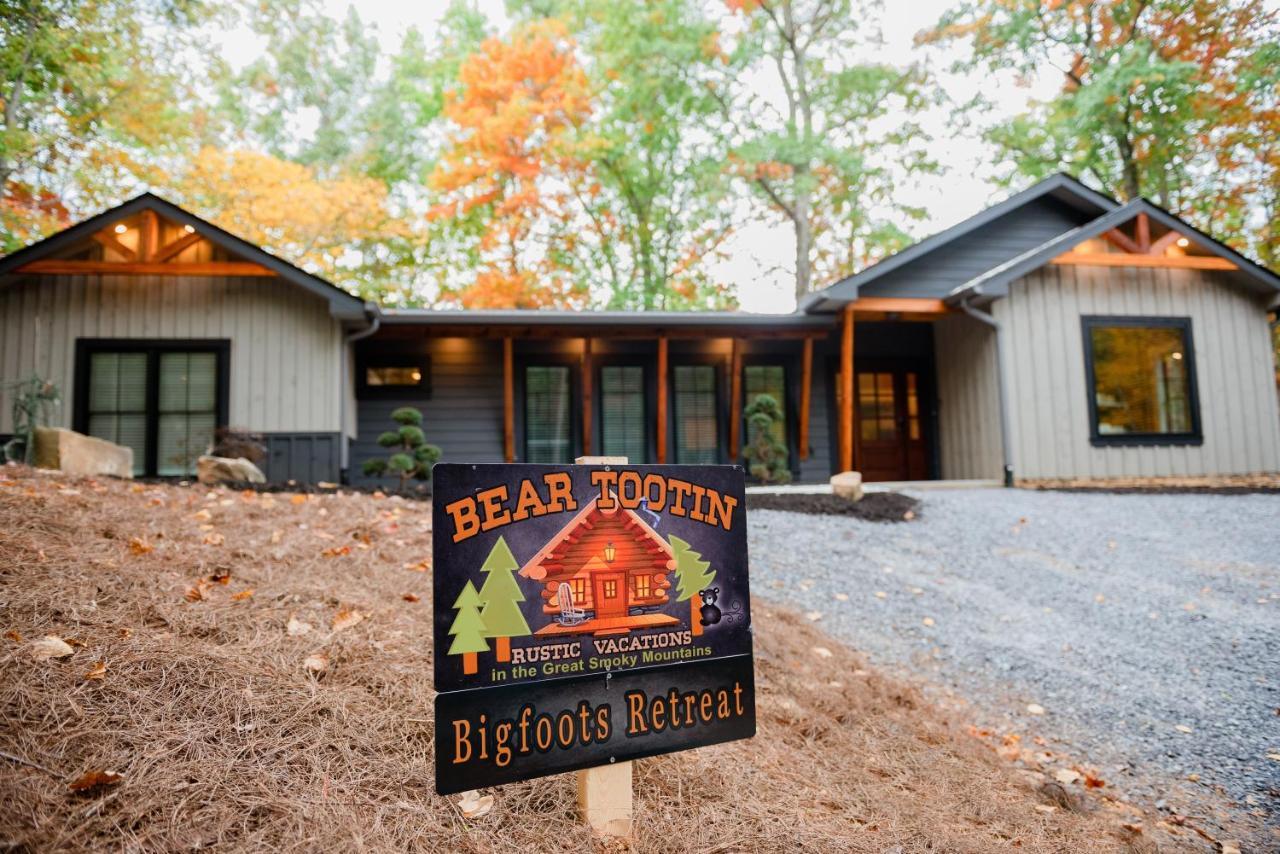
519,493,677,637
2,174,1278,487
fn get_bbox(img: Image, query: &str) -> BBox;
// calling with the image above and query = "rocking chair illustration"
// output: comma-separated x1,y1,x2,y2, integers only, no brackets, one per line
555,582,587,627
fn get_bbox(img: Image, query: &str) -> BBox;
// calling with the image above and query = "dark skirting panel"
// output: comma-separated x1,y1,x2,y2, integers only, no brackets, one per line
260,432,341,484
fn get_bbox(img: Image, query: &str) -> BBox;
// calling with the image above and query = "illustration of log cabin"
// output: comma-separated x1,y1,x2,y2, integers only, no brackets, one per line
518,495,680,637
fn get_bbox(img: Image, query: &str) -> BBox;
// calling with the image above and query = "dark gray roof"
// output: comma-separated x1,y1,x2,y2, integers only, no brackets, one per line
946,198,1280,305
801,173,1118,313
381,308,834,331
0,192,373,322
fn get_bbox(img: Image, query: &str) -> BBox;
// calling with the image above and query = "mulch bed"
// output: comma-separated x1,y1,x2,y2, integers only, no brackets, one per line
746,491,920,522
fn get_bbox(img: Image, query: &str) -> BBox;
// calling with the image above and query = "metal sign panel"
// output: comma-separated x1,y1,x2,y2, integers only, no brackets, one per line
432,463,754,794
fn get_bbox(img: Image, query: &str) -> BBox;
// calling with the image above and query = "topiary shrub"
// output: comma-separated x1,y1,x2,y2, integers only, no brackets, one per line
362,406,441,491
743,393,791,485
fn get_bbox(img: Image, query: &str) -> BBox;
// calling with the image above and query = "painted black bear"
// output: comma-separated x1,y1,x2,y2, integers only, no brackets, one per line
698,587,722,627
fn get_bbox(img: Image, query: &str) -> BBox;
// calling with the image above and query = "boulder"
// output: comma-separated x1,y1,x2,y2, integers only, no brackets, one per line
197,455,266,485
33,427,134,479
830,470,863,502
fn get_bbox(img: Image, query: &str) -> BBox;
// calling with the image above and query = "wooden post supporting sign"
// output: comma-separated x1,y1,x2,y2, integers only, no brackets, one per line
575,454,633,838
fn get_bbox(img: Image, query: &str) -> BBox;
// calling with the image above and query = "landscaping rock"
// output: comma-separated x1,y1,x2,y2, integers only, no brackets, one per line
33,427,133,479
830,470,863,501
197,455,266,485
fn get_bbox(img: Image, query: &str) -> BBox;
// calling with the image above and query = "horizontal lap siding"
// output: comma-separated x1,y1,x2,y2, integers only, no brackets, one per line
0,273,342,434
933,313,1003,479
351,338,504,486
997,266,1280,479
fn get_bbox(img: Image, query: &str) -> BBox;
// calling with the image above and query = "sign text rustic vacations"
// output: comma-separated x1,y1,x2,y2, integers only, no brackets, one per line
431,463,755,795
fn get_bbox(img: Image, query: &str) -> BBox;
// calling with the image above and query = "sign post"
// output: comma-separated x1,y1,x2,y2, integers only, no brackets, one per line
431,459,755,833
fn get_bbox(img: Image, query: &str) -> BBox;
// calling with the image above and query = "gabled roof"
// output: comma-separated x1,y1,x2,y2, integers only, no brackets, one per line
518,492,673,581
801,173,1118,312
946,198,1280,305
0,192,373,322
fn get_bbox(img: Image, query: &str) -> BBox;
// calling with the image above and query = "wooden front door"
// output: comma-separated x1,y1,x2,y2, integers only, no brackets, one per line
856,369,928,482
592,571,627,619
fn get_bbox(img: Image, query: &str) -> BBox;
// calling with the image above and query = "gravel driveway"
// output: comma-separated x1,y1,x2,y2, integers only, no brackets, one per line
748,489,1280,822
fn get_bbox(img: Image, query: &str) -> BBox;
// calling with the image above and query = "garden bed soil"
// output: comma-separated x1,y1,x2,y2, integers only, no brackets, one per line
746,490,919,522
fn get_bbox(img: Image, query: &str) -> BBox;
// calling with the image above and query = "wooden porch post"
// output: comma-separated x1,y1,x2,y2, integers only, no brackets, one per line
839,304,855,473
656,336,668,463
582,338,593,457
728,338,742,461
503,337,515,463
799,336,812,460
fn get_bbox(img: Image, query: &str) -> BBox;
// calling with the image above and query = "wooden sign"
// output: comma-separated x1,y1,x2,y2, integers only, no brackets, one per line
432,463,755,795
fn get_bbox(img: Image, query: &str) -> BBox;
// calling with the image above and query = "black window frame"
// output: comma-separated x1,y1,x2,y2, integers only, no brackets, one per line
356,348,431,400
74,338,231,476
596,361,649,464
1081,315,1203,447
671,360,725,465
518,359,580,464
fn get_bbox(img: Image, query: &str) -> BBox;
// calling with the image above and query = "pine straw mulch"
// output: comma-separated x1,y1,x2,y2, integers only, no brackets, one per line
0,465,1210,853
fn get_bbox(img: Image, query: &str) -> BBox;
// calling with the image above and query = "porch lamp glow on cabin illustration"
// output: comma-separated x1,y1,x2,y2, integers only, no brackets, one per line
432,463,755,827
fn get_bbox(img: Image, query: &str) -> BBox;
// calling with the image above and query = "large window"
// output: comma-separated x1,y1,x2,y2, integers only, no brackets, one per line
1083,316,1200,445
600,365,646,462
77,340,227,476
674,365,718,464
525,365,572,462
744,364,787,446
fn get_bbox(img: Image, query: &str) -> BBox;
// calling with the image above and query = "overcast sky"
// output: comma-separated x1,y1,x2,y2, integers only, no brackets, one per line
214,1,1067,312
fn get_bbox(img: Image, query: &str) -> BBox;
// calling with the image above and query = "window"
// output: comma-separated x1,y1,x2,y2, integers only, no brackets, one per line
77,340,227,477
632,574,651,598
744,364,787,445
858,372,897,441
357,352,430,398
600,366,646,462
602,579,618,599
525,365,572,462
570,578,586,604
674,365,718,464
1083,316,1201,445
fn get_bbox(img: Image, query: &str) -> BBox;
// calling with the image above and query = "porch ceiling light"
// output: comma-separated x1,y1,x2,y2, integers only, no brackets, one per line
1176,237,1190,248
113,224,127,234
184,224,196,234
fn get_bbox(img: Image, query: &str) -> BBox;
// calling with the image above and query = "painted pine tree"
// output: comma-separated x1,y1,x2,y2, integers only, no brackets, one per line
477,536,531,662
669,534,716,637
448,581,488,675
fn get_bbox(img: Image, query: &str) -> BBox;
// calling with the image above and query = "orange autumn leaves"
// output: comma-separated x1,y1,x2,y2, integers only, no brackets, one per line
429,21,592,310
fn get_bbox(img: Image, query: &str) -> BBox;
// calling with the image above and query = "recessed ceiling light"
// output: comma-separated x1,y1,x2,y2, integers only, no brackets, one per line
113,224,127,234
1176,237,1189,248
183,224,195,234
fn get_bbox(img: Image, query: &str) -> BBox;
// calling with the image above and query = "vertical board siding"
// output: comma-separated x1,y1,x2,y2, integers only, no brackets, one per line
0,273,343,434
933,313,1004,479
998,266,1280,480
350,338,505,486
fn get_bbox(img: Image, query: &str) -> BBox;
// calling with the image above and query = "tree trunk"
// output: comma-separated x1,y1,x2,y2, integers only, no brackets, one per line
690,597,702,637
495,635,510,663
1113,129,1141,201
463,651,478,675
793,175,812,302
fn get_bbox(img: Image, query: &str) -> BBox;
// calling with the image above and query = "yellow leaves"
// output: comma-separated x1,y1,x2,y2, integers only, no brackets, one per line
185,579,213,602
84,660,108,681
456,789,494,818
231,588,255,601
290,494,308,506
404,559,430,572
321,545,351,558
68,769,124,793
332,609,364,631
128,536,154,555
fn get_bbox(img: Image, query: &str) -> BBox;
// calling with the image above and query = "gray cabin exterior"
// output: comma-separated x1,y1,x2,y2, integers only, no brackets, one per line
2,175,1278,486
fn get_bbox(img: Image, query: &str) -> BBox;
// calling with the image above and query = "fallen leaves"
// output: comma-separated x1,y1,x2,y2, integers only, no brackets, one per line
1053,768,1080,785
5,629,23,643
921,617,935,627
128,537,153,555
30,635,75,661
303,652,328,674
811,646,833,659
185,579,213,602
404,559,430,572
202,532,225,546
286,615,313,636
232,588,255,601
68,769,124,794
290,494,307,505
321,545,351,558
804,611,823,622
456,789,494,819
401,593,420,603
1026,703,1045,716
84,661,108,681
1174,724,1193,734
209,570,232,585
332,609,365,631
1264,752,1280,762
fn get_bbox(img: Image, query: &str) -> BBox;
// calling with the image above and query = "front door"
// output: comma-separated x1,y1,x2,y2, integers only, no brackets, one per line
856,369,928,482
592,571,627,619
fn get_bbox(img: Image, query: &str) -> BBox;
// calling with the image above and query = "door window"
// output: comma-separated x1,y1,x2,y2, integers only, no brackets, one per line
858,372,897,441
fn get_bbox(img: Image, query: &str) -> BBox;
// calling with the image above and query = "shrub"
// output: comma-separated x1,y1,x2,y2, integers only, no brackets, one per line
743,394,791,485
362,406,440,490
